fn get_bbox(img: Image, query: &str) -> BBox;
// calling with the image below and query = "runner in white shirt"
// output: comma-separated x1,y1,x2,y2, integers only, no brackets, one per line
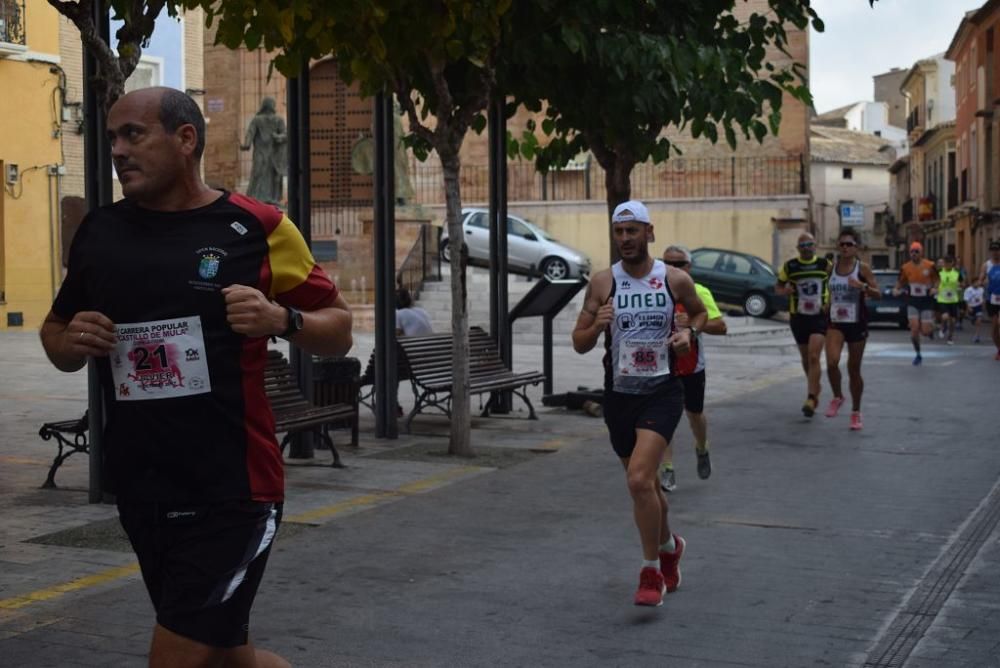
572,200,706,608
964,281,985,344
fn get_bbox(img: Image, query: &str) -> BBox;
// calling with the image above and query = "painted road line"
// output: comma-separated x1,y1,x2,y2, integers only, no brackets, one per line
285,465,484,524
0,563,140,612
0,466,484,613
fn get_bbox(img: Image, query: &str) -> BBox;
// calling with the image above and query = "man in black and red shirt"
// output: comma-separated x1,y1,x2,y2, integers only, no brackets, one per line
40,87,352,668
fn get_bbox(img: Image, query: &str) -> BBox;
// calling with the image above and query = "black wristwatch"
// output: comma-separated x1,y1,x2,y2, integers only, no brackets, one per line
280,306,304,338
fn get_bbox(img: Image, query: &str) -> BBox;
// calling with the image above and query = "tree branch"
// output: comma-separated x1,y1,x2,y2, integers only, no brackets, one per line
393,80,435,147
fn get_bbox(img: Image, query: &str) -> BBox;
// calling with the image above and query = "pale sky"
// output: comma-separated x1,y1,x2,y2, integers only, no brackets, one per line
809,0,985,114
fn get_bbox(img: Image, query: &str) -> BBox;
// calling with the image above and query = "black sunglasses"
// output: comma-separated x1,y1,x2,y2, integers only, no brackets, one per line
798,242,815,248
664,260,690,267
839,241,856,247
909,250,921,254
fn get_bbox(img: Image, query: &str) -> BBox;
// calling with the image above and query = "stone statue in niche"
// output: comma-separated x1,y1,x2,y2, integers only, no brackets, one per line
241,97,287,204
349,97,415,205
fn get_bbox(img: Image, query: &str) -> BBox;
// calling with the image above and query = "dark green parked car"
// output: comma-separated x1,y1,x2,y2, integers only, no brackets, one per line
688,247,787,317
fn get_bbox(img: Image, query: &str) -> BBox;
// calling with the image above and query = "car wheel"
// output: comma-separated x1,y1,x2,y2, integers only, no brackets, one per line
743,291,770,318
440,240,452,263
542,257,570,280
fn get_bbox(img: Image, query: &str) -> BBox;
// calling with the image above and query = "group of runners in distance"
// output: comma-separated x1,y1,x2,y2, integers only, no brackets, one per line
573,200,1000,609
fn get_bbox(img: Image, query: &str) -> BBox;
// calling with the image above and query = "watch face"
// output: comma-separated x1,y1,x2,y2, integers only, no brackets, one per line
292,309,304,330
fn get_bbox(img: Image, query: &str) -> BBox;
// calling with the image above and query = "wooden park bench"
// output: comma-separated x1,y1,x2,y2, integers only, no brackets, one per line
265,350,359,468
37,411,90,489
36,352,360,486
398,326,546,432
358,349,411,412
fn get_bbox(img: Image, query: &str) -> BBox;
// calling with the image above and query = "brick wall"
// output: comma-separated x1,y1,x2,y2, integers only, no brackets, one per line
58,15,85,200
202,21,243,191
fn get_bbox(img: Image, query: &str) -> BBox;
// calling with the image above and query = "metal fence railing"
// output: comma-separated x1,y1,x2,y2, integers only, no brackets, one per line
408,153,805,205
396,223,441,300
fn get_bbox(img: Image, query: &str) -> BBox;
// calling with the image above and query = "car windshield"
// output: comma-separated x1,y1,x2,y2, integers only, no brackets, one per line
875,273,898,289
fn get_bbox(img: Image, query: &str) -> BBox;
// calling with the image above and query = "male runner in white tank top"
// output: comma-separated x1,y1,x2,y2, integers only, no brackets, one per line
572,200,707,607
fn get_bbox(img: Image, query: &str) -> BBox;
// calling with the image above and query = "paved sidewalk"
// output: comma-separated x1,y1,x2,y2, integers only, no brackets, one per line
2,326,998,666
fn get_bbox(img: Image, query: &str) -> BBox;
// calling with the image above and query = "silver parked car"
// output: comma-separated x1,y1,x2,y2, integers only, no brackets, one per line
440,208,591,280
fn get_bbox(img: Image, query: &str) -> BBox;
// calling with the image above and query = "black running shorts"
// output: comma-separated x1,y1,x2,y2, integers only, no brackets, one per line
603,377,684,459
828,321,868,344
118,500,282,648
679,370,706,414
987,302,1000,318
937,302,959,318
790,314,828,345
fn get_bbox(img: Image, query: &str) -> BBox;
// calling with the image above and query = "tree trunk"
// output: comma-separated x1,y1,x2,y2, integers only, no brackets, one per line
440,152,473,457
603,158,635,265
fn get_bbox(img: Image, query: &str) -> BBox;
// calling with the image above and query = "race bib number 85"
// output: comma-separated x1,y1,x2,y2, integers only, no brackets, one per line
110,316,212,401
619,340,670,378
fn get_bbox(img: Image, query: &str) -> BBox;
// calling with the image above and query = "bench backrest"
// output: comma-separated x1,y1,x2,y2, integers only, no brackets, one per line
266,350,360,410
398,326,508,387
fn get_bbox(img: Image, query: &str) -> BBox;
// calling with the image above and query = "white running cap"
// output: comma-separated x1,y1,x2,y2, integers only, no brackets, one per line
611,200,651,224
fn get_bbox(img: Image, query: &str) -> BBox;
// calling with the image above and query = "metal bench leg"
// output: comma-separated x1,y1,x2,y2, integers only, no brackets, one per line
318,429,344,468
39,431,88,489
43,439,69,489
513,388,538,420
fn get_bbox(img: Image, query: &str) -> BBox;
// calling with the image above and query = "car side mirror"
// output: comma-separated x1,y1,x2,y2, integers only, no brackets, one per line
523,233,536,240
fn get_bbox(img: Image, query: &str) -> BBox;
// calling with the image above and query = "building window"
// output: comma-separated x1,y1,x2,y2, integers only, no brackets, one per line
842,168,853,180
124,57,164,93
0,0,26,46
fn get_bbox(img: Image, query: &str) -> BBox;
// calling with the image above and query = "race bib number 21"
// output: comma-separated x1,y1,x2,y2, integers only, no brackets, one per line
110,316,212,401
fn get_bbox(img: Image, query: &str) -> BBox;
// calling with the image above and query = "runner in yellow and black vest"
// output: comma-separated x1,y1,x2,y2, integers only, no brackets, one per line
776,232,832,418
935,255,963,345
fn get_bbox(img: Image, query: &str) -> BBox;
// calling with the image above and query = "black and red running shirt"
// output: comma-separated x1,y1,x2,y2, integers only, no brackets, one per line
52,192,339,504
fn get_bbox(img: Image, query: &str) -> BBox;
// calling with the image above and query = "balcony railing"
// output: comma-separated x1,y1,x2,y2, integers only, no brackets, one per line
0,0,26,47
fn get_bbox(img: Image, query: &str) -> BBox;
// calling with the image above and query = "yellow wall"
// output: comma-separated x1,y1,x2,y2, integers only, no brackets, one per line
1,0,63,329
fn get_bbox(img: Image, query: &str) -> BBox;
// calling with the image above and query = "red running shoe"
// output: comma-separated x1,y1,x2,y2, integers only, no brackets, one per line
659,534,686,593
633,567,666,607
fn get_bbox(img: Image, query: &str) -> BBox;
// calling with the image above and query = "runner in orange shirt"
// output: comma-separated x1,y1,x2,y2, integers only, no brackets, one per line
894,242,940,366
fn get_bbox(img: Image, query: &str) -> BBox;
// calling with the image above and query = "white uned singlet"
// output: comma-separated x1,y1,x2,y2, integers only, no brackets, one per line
606,260,675,394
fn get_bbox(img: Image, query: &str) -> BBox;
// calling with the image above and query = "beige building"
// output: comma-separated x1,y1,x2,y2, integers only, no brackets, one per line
894,52,958,263
810,126,894,268
873,67,909,129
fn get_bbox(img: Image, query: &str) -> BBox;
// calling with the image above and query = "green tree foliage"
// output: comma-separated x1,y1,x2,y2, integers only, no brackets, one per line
499,0,825,254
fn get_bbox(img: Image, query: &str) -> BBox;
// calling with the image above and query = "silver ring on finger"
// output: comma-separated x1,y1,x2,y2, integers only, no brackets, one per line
79,331,86,339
